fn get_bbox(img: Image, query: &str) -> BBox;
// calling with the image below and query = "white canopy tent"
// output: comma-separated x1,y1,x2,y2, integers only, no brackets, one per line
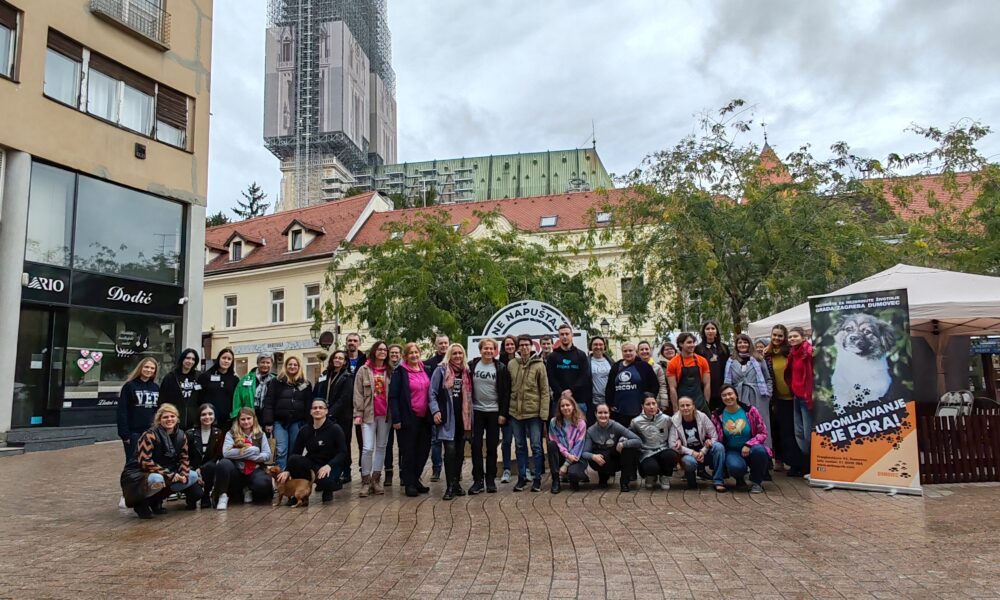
748,264,1000,394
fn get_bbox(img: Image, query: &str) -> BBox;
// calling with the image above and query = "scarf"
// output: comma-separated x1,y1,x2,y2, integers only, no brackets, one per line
443,363,473,430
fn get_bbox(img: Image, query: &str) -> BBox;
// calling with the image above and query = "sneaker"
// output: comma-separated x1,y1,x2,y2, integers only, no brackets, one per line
405,486,419,497
620,480,633,492
468,482,484,495
151,501,167,515
486,481,498,493
416,482,430,494
786,468,804,478
500,469,511,484
430,469,441,482
453,485,466,497
244,490,253,504
530,479,541,493
658,476,671,491
513,478,528,492
645,475,657,490
216,493,229,510
696,467,712,481
750,483,764,494
118,495,127,509
442,487,455,501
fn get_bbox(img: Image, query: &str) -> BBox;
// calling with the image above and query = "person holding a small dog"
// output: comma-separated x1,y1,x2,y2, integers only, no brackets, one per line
213,407,273,510
120,403,202,518
276,398,349,504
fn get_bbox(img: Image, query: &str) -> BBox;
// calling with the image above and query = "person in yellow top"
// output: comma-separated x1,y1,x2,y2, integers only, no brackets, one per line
763,325,799,475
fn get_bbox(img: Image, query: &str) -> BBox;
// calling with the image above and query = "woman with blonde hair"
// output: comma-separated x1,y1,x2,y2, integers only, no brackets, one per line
214,407,273,509
120,403,202,518
263,355,312,470
430,343,474,500
354,341,392,496
389,342,434,497
117,357,161,462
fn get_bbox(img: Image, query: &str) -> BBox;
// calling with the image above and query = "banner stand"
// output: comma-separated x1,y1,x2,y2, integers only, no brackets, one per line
808,477,923,496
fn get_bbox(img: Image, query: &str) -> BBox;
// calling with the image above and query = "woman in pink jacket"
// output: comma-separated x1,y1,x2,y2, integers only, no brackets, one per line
711,385,771,493
784,327,814,476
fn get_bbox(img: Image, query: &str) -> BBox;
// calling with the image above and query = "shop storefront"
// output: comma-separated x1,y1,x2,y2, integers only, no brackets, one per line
12,162,186,429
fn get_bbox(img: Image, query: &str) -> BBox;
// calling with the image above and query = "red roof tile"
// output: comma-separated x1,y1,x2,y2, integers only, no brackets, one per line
882,172,979,220
351,189,633,246
205,192,377,273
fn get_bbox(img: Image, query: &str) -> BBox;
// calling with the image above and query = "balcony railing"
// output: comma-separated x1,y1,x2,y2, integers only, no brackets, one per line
90,0,171,49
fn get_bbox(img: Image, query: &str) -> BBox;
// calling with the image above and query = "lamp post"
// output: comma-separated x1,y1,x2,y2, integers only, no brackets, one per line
310,323,321,346
600,318,610,337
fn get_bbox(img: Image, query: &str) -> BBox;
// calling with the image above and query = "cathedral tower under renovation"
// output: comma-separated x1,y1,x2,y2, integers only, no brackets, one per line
264,0,397,210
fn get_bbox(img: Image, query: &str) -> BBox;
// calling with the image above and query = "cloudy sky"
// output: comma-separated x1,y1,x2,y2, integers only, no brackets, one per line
207,0,1000,216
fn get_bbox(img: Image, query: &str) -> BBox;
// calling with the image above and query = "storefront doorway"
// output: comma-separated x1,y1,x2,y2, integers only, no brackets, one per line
12,307,66,427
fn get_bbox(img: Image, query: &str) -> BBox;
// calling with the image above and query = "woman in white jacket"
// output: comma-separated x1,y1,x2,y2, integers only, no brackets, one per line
214,407,273,509
669,397,725,490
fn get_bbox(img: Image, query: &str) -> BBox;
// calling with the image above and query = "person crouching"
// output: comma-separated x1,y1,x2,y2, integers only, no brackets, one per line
120,403,202,519
277,399,348,504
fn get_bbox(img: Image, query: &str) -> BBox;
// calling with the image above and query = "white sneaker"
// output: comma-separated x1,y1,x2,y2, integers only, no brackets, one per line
658,476,671,490
118,495,127,509
500,469,511,483
216,493,229,510
244,490,253,504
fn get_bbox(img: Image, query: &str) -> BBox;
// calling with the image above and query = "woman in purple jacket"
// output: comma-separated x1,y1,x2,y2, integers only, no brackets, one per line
711,384,771,494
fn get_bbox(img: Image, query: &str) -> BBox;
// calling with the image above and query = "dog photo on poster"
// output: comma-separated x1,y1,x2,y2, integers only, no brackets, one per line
809,288,921,494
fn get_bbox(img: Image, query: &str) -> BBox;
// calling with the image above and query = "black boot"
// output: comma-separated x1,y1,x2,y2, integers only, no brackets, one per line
452,480,466,496
151,500,167,515
686,472,698,489
442,485,455,501
384,469,393,486
551,478,561,494
133,502,153,519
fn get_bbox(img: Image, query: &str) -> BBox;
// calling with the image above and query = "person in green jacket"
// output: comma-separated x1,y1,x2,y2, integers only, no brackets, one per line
231,353,276,421
507,334,550,492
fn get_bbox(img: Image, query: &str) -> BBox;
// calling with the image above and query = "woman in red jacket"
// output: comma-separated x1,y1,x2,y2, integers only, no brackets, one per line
784,327,814,476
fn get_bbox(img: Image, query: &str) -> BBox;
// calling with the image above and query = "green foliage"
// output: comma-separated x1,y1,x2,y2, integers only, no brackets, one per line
232,182,269,220
323,210,606,345
206,211,231,227
388,185,438,210
344,187,367,198
600,99,900,335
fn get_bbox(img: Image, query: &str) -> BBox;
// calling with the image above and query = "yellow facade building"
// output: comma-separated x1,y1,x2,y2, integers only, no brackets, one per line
0,0,213,446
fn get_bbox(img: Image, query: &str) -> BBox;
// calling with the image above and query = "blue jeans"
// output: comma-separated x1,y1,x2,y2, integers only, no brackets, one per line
510,417,544,482
793,397,814,458
680,443,725,477
431,434,443,472
722,445,770,485
273,420,304,470
501,420,513,470
147,470,200,497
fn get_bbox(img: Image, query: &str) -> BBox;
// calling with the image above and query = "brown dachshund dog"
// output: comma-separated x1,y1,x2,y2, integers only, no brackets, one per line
267,465,315,508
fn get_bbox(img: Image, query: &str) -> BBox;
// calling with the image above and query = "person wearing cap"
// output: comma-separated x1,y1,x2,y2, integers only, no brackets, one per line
233,352,276,424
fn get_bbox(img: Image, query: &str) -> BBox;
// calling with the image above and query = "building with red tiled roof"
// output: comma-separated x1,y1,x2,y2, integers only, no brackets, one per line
201,188,631,379
881,172,980,221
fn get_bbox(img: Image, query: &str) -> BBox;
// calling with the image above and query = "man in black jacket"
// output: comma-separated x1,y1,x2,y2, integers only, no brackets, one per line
279,399,348,503
467,338,512,494
546,324,593,419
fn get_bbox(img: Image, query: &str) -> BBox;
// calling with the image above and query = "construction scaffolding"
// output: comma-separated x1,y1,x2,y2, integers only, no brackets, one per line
264,0,395,209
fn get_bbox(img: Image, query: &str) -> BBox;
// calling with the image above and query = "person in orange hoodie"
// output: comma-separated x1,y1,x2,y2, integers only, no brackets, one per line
783,327,814,476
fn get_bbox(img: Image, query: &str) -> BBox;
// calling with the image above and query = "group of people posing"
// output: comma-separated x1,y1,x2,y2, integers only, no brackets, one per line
117,322,815,520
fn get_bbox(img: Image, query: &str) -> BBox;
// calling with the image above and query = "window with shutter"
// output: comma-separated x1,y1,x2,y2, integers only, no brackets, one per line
155,85,188,148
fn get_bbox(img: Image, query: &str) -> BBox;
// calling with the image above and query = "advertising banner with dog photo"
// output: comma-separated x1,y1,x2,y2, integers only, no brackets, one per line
809,289,921,495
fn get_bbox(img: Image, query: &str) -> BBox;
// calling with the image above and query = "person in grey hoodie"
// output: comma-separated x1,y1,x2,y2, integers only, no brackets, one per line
629,394,679,490
669,396,724,490
579,403,641,491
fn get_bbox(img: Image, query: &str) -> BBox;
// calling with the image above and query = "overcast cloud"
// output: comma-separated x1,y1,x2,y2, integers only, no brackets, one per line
207,0,1000,216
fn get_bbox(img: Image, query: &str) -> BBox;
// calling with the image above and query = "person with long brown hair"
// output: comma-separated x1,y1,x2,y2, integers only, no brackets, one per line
262,356,312,470
764,324,798,474
389,343,434,497
214,407,273,509
197,348,239,431
117,357,161,462
314,350,353,483
185,403,224,508
548,391,587,493
354,341,392,497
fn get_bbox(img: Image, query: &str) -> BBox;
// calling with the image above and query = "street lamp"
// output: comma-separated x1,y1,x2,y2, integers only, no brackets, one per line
600,318,610,337
310,323,321,345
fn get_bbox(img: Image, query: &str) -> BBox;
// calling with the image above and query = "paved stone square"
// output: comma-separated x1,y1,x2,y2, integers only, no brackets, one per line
0,443,999,599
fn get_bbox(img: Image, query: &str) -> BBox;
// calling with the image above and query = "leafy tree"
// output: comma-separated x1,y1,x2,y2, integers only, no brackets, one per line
323,210,606,345
232,182,269,220
206,211,231,227
598,100,900,335
388,185,438,210
344,187,367,198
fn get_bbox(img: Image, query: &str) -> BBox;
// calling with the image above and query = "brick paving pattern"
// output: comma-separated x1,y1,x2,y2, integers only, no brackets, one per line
1,443,999,599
